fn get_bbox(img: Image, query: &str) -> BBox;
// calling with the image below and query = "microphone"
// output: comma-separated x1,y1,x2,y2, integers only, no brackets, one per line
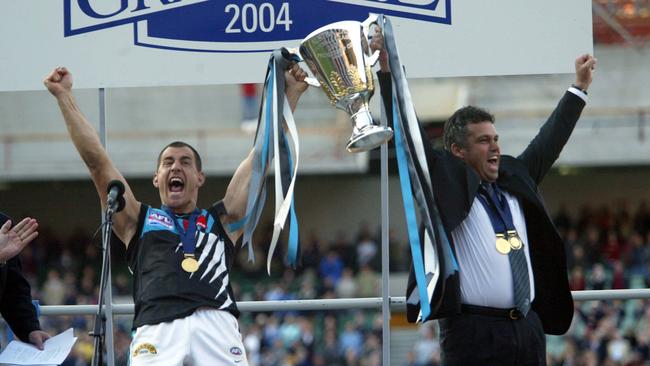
106,180,126,213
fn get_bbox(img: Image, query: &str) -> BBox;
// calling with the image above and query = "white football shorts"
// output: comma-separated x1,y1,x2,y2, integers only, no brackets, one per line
129,308,249,366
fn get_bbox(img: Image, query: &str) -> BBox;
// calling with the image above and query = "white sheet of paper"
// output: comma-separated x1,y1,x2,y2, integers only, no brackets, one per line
0,328,77,365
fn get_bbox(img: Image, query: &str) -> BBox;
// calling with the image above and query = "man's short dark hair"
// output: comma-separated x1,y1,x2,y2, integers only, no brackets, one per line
157,141,202,171
443,106,495,151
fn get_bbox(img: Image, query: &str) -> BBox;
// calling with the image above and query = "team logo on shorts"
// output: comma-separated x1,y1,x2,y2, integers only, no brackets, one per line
132,343,157,358
230,346,243,356
148,211,174,229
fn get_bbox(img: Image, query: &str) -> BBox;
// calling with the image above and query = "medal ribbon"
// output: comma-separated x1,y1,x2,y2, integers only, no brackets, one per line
476,183,516,234
476,183,531,315
163,207,201,256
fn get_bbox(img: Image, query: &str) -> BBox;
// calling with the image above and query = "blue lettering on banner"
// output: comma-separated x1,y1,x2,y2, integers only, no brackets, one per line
64,0,451,52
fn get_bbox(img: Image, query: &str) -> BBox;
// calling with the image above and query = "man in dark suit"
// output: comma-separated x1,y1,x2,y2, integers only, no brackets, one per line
374,34,596,365
0,212,50,349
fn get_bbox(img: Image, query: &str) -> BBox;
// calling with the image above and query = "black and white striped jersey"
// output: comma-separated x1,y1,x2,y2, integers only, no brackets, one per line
127,203,239,329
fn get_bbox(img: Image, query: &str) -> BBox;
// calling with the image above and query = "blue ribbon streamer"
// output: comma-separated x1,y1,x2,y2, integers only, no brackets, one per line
282,133,299,267
392,94,431,320
228,54,301,268
228,61,275,259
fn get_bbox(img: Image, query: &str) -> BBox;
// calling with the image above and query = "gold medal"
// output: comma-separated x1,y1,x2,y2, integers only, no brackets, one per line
496,234,511,255
181,254,199,273
507,230,522,250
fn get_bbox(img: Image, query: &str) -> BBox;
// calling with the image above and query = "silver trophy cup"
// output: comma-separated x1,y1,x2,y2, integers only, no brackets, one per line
298,16,393,153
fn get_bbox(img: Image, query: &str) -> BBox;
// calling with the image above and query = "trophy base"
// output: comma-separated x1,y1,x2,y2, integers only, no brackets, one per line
346,126,394,153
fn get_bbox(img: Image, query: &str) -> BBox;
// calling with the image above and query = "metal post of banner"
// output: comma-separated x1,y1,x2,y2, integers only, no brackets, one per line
98,88,116,366
380,125,391,363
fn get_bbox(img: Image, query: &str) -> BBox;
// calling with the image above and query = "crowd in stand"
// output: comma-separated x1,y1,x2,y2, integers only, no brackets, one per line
2,200,650,365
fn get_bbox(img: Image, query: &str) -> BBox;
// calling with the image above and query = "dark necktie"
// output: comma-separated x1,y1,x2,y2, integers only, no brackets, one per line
481,183,531,316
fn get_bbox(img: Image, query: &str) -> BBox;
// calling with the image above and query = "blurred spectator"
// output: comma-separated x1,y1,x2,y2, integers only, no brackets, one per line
299,230,321,274
583,225,602,267
336,268,358,298
625,231,650,276
610,260,628,290
355,223,378,271
43,269,65,305
569,266,586,291
243,323,262,366
279,314,301,348
339,322,363,360
261,314,281,349
356,265,379,298
389,229,410,272
634,201,650,236
331,231,355,269
602,230,624,263
412,323,440,366
587,263,609,290
319,249,344,292
361,333,382,366
320,329,343,366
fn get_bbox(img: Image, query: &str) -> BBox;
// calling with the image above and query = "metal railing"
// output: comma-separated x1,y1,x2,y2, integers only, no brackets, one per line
36,289,650,317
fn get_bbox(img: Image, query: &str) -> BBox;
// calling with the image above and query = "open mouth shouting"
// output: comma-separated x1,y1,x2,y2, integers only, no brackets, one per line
486,155,500,179
487,155,499,169
169,177,185,195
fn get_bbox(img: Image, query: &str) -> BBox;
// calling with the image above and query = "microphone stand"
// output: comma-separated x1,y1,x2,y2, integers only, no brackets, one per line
91,201,118,366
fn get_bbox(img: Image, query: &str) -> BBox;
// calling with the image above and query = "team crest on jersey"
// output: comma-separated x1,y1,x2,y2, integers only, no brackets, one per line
148,211,174,229
197,215,207,230
132,343,157,357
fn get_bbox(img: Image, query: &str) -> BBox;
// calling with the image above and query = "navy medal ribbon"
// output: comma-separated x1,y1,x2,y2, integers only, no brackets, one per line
476,183,522,254
163,207,201,272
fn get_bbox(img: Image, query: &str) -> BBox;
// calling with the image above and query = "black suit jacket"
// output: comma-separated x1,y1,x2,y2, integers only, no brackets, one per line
379,73,585,335
0,212,41,342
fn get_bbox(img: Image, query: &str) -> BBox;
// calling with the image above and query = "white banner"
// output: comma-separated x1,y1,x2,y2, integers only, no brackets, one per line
0,0,592,91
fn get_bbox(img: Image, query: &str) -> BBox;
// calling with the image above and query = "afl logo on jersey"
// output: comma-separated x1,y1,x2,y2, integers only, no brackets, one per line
230,346,243,356
148,212,174,229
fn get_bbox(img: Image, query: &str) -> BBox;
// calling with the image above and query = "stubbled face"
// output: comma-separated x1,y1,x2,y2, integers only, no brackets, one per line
153,146,205,213
451,121,500,182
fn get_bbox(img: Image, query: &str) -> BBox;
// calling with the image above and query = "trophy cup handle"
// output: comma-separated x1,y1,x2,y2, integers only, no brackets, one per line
284,47,321,87
367,50,380,67
304,77,321,87
362,14,381,66
361,13,380,33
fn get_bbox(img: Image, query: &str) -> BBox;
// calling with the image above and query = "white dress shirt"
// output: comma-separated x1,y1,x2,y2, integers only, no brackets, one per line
451,190,536,308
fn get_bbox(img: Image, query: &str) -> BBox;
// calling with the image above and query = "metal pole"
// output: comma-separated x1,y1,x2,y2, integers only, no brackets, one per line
38,298,409,316
98,88,116,366
380,133,390,364
36,289,650,317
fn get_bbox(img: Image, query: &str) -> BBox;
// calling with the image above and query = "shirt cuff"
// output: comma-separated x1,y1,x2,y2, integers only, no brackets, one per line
568,86,588,103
